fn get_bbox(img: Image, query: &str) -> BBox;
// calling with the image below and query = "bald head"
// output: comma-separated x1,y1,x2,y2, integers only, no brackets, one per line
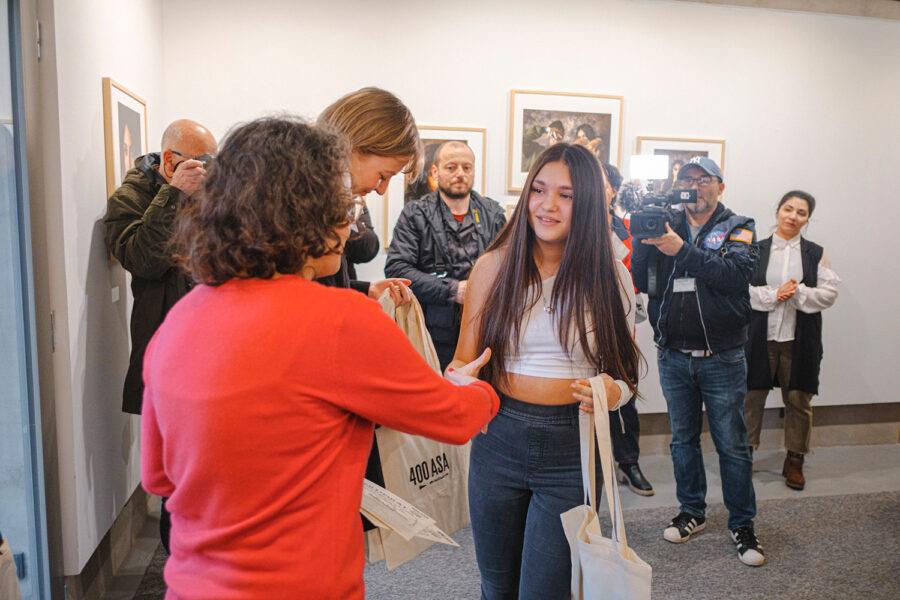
159,119,217,183
433,141,475,169
161,119,217,157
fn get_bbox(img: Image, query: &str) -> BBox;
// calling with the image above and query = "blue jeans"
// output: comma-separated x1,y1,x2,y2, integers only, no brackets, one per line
657,347,756,530
469,395,601,600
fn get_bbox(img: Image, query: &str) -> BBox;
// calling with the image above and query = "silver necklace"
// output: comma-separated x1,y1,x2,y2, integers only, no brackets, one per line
540,290,554,314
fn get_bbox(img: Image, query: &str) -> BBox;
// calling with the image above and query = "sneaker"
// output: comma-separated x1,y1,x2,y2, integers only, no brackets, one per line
663,512,706,543
616,463,655,496
731,525,766,566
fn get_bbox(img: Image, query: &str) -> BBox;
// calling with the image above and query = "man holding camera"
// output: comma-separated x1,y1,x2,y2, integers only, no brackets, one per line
385,141,506,370
631,157,765,567
103,118,217,553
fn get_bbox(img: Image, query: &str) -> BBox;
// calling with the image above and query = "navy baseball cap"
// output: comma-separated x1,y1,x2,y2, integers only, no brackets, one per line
679,156,724,182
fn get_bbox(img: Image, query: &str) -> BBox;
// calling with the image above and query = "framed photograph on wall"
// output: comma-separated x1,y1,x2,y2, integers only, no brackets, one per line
403,126,487,204
102,77,148,196
635,136,725,193
507,90,623,192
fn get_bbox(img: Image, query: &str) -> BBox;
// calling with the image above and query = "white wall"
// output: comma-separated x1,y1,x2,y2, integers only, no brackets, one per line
43,0,164,574
161,0,900,413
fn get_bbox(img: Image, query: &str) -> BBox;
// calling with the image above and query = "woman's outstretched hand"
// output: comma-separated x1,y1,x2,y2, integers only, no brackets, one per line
444,348,492,386
445,348,493,434
571,374,621,413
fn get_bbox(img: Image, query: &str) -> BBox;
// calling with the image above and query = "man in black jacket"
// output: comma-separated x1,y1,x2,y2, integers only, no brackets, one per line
632,157,766,567
103,119,217,553
385,142,506,369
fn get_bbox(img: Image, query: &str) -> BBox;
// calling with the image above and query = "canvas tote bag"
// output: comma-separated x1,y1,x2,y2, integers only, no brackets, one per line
560,376,652,600
372,294,471,569
0,539,22,600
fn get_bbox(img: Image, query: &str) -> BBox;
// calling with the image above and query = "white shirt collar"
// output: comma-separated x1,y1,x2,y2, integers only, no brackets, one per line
773,232,801,249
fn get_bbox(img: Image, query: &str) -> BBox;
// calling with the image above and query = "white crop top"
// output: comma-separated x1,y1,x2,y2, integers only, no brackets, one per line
505,261,636,401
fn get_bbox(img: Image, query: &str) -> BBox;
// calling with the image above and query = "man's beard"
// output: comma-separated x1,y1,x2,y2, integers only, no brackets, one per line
686,198,708,214
439,181,471,201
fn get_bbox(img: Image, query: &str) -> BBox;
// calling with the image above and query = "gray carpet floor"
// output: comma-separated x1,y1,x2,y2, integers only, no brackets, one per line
134,491,900,599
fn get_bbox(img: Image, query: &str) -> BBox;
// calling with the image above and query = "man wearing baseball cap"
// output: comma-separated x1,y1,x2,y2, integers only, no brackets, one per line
632,156,766,566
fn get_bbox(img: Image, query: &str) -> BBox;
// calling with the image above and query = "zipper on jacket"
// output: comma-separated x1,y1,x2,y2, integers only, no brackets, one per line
690,223,714,353
694,285,713,353
677,220,714,353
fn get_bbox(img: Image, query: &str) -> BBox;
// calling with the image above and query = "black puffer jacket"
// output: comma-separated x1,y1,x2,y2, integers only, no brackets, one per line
632,203,759,353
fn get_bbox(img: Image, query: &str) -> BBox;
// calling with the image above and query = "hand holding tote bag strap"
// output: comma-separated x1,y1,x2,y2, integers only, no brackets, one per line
560,375,652,600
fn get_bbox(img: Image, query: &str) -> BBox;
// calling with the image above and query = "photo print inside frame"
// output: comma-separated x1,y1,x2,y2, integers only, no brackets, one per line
508,90,623,192
520,109,611,172
102,77,148,196
117,102,142,182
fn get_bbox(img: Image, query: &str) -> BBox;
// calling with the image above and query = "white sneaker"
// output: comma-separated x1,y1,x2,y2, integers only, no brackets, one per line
663,512,706,543
731,526,766,566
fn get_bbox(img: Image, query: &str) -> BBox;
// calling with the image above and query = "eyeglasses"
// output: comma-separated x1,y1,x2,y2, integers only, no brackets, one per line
171,149,214,168
676,175,716,188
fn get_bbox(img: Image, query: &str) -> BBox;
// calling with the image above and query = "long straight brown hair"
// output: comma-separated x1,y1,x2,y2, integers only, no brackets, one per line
477,143,641,391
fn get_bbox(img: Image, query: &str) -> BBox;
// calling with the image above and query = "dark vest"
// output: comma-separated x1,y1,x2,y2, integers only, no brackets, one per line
746,237,824,394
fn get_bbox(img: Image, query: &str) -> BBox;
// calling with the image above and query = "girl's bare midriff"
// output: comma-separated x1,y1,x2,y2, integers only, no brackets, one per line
499,373,579,405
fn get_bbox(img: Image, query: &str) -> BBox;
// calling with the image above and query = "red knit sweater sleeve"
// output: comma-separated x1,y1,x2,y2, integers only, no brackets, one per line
329,295,499,444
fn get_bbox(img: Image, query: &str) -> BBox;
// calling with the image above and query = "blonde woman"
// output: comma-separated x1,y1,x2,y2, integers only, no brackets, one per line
316,87,423,300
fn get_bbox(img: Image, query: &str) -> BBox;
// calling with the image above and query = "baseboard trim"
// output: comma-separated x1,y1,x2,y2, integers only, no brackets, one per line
62,486,150,600
637,402,899,456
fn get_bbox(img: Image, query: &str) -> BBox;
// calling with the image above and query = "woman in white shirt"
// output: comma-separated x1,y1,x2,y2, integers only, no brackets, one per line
447,143,640,599
744,191,839,490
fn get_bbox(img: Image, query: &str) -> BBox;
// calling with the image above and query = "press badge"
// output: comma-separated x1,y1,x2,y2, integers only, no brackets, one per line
673,277,696,293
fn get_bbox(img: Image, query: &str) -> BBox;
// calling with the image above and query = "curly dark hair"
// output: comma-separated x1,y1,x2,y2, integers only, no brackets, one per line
173,115,352,285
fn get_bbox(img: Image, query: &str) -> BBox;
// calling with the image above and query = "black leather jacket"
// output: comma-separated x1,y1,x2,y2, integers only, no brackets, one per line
384,190,505,340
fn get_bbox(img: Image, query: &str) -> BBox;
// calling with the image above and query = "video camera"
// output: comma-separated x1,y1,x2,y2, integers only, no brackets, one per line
615,183,697,239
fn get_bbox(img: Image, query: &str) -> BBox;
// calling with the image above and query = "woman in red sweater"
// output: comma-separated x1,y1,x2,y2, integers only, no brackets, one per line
142,116,498,600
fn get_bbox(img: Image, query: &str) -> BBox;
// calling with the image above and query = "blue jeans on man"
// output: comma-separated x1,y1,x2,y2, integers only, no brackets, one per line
657,346,756,530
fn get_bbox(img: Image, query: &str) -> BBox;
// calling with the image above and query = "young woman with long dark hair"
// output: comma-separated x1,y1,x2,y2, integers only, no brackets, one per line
447,143,641,599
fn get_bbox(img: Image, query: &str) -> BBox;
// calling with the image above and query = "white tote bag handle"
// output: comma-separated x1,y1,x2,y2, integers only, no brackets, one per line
580,375,629,547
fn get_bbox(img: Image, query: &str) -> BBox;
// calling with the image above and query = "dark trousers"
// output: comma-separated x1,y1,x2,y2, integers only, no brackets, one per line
160,497,171,554
434,339,457,373
610,398,641,465
744,340,814,454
